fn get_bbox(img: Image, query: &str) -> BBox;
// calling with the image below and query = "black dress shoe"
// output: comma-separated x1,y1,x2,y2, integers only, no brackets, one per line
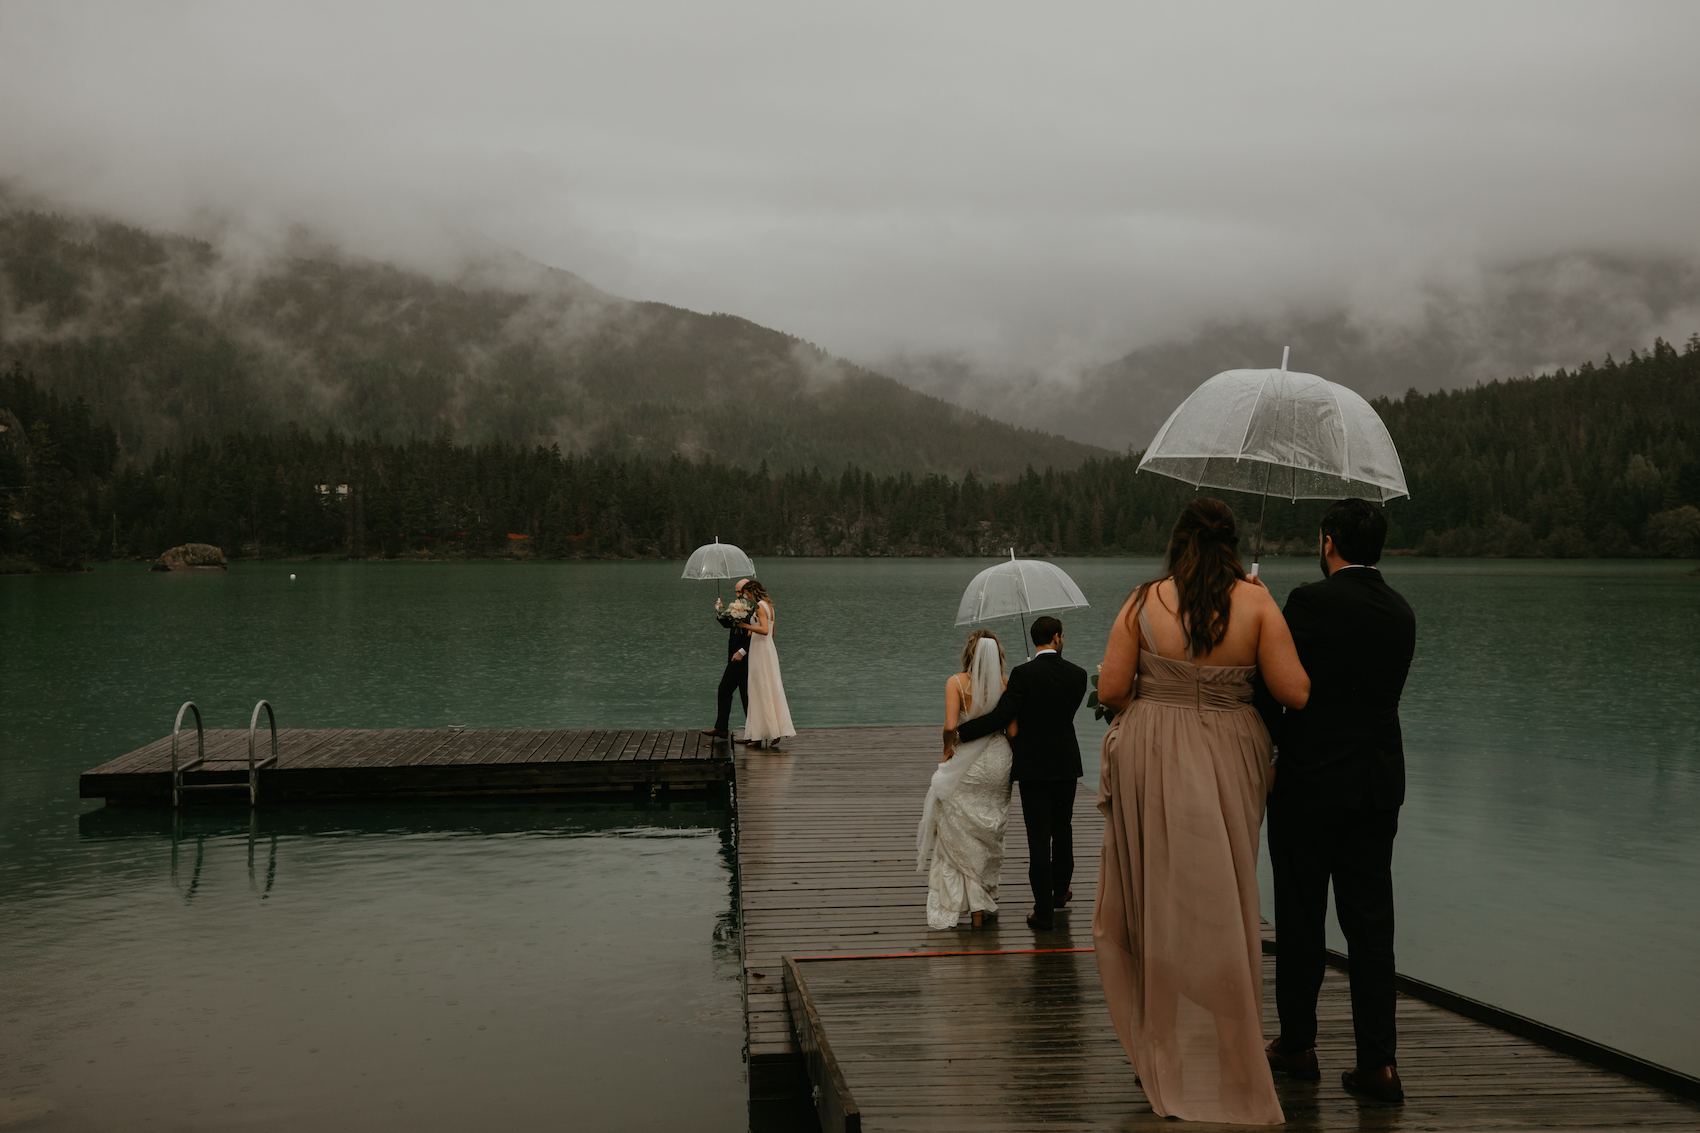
1053,888,1074,908
1026,912,1054,931
1265,1037,1321,1081
1342,1065,1404,1103
700,728,729,738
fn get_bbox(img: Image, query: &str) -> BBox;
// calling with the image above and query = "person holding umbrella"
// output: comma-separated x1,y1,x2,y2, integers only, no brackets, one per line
949,615,1090,931
1131,357,1417,1108
702,577,752,740
1264,499,1416,1105
683,539,757,742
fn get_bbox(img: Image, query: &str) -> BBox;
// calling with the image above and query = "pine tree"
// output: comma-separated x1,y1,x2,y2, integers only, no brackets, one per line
23,422,95,570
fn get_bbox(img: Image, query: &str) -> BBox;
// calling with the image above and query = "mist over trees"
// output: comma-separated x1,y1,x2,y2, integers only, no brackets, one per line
0,206,1101,479
2,337,1698,569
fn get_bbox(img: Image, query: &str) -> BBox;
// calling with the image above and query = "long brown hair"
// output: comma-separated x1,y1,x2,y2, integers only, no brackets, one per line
1133,498,1246,658
960,629,1006,674
741,579,769,605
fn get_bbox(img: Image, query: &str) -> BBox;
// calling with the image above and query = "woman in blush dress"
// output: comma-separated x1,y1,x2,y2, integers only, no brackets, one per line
740,580,796,750
1092,498,1310,1125
917,631,1017,930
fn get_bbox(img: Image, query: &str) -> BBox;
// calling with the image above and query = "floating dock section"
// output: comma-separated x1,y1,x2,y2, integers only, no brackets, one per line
80,728,728,805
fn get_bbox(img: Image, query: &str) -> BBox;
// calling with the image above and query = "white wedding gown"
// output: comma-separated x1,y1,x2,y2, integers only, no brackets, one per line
745,601,796,744
918,638,1014,930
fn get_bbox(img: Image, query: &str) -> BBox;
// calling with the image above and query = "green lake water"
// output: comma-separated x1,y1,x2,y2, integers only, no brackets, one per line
2,557,1697,1129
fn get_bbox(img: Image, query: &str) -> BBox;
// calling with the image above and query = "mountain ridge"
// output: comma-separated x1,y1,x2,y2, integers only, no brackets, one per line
0,202,1108,479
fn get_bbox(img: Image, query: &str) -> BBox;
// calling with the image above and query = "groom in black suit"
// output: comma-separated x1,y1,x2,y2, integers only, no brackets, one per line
1264,499,1417,1105
950,616,1089,930
702,578,751,740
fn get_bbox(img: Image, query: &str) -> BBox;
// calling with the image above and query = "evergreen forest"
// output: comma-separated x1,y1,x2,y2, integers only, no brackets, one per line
3,337,1699,571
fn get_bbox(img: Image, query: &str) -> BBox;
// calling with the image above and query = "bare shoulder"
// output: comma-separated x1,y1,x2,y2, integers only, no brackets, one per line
1231,578,1279,622
1233,577,1276,604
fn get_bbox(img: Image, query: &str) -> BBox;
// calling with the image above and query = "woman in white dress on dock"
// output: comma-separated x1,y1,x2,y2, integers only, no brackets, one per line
740,580,795,749
918,631,1016,930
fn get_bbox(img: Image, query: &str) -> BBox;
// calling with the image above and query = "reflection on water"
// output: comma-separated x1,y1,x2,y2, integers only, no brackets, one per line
3,554,1699,1128
4,801,744,1133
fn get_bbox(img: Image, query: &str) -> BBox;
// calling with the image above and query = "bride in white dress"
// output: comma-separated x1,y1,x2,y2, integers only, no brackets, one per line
741,580,796,749
918,631,1016,930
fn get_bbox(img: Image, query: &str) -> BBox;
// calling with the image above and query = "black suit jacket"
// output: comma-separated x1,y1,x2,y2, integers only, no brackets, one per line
726,619,750,662
1274,567,1416,810
955,651,1088,781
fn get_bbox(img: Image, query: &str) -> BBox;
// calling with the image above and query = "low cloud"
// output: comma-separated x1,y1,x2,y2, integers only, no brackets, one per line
3,2,1698,413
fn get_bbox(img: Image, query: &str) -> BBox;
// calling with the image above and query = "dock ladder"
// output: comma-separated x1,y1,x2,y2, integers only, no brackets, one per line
170,700,280,807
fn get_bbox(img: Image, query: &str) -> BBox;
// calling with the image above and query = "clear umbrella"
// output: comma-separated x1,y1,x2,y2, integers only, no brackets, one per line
681,537,756,581
956,550,1090,658
1137,350,1409,571
681,538,756,602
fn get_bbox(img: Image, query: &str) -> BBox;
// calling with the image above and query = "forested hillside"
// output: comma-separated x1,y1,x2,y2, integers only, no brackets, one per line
1380,336,1700,556
0,206,1103,478
3,337,1698,569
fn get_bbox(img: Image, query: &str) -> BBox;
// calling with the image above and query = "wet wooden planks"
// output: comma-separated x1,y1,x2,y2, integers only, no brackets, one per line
734,726,1104,1088
735,726,1700,1132
80,728,729,804
793,950,1700,1132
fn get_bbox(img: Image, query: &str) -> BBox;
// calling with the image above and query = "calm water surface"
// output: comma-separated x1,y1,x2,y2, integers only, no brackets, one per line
3,557,1697,1129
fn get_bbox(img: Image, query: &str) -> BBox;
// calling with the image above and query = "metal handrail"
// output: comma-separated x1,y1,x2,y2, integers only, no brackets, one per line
170,701,204,807
247,700,279,807
171,699,280,807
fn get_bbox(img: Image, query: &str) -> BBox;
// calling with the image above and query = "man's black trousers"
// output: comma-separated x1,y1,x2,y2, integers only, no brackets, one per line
1017,778,1076,921
1268,792,1400,1069
714,657,748,733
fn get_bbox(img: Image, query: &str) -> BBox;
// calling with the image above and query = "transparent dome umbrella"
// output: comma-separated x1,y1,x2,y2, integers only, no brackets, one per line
1136,349,1410,572
956,550,1090,658
681,538,757,601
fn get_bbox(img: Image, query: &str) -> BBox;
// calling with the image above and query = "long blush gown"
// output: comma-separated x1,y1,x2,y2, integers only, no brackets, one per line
1093,604,1283,1125
745,601,796,744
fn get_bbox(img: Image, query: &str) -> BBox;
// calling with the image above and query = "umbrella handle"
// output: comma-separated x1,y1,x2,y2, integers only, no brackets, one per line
1247,562,1259,579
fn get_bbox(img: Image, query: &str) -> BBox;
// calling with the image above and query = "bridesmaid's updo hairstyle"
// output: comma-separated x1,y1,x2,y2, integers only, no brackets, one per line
1134,497,1248,659
960,629,1006,674
742,579,769,604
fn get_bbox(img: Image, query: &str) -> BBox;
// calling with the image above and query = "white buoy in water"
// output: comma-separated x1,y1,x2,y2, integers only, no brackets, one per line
289,574,297,580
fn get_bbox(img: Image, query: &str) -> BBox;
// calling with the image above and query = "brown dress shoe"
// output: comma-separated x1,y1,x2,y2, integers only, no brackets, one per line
1265,1037,1321,1081
1053,888,1074,908
1341,1064,1404,1103
1026,911,1054,931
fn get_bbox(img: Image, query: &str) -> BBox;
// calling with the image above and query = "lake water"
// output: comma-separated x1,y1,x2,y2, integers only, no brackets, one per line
3,557,1697,1129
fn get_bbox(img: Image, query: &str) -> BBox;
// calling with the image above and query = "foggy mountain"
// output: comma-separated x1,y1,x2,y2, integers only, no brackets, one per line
882,255,1700,452
0,202,1106,478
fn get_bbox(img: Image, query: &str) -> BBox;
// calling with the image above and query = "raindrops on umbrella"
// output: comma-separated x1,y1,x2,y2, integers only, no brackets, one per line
956,550,1090,658
681,538,756,581
1136,350,1410,572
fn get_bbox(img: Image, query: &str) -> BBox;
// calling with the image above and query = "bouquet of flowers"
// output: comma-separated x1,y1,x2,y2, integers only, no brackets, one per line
1087,664,1118,722
715,595,757,629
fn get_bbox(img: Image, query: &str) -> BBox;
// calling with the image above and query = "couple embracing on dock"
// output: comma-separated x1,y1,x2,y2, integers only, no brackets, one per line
920,498,1416,1124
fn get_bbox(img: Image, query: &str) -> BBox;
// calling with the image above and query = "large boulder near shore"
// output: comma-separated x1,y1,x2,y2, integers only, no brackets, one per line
152,543,228,571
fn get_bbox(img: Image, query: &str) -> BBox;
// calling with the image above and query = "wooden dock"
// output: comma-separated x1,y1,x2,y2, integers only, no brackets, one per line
80,728,729,805
736,726,1700,1132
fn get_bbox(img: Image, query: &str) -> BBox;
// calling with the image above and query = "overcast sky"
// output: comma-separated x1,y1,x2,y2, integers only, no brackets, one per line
3,1,1698,376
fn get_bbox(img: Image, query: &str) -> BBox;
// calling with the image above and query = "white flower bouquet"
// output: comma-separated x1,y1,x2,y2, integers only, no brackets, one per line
715,596,757,628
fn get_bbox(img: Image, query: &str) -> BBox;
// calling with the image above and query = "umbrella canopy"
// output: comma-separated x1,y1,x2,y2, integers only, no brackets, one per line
1137,366,1409,502
681,538,756,580
956,552,1089,627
